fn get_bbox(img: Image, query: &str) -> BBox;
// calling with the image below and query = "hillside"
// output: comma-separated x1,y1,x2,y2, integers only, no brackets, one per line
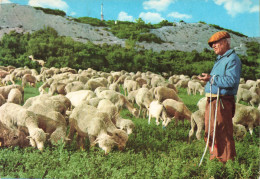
0,3,259,55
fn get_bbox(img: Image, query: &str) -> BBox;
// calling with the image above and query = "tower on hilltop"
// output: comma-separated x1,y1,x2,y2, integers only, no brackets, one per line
101,3,104,21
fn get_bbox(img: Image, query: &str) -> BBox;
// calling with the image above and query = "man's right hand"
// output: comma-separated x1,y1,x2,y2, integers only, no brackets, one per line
198,73,211,82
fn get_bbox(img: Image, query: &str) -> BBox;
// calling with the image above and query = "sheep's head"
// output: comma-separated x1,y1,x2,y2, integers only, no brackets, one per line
111,129,128,151
94,133,118,155
27,128,47,151
132,108,139,118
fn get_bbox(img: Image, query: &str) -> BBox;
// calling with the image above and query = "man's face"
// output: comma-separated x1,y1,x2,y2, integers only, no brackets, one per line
212,39,229,55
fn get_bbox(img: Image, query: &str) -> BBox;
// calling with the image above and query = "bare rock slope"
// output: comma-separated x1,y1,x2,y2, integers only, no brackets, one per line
0,3,259,55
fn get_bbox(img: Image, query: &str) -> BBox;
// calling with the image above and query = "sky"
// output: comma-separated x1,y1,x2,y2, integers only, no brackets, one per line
1,0,259,37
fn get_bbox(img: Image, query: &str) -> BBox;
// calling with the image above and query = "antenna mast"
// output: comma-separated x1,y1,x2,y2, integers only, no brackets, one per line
101,3,104,21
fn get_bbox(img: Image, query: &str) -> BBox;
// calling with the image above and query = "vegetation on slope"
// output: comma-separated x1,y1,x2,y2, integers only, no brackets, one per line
0,27,259,80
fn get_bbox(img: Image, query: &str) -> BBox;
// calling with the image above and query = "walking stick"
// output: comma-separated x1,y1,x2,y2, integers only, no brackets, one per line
211,88,220,152
199,76,216,167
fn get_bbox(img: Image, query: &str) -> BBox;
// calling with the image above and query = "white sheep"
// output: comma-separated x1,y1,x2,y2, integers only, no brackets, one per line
135,88,153,118
68,103,128,154
115,117,135,135
123,80,139,96
188,110,205,142
66,90,96,107
7,88,23,105
148,100,166,126
187,80,204,95
232,103,260,135
0,103,47,151
28,55,45,67
236,87,260,106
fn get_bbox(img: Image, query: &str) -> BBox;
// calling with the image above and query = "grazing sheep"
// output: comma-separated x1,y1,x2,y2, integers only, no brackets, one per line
0,122,30,148
123,80,139,96
97,90,139,117
2,73,15,85
7,88,23,105
175,79,189,88
86,79,106,91
154,86,182,103
68,103,128,154
97,99,118,124
232,103,260,135
127,90,138,104
236,87,260,106
28,55,45,67
0,103,47,151
48,82,66,95
115,117,135,135
108,83,120,92
135,88,153,118
22,74,36,88
65,81,85,94
233,124,247,140
162,99,192,126
0,84,24,102
187,80,204,95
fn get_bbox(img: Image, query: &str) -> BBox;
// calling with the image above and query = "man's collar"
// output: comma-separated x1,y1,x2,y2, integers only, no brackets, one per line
217,49,234,60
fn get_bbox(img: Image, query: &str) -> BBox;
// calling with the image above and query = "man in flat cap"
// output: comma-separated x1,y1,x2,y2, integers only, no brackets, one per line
198,31,241,163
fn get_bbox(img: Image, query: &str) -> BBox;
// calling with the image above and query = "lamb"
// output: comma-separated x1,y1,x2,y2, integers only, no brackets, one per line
162,99,192,126
0,103,47,151
0,121,30,148
187,80,204,95
236,87,260,106
232,103,260,135
68,103,128,154
7,88,23,105
22,74,36,88
28,55,45,67
154,86,182,103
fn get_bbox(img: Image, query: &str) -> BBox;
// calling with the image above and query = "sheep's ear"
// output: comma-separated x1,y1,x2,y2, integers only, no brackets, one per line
26,136,32,139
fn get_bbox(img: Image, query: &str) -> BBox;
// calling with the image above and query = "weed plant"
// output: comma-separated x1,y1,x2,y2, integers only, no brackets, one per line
0,85,259,178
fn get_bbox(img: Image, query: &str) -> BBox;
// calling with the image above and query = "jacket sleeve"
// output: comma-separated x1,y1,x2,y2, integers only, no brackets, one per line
213,58,241,88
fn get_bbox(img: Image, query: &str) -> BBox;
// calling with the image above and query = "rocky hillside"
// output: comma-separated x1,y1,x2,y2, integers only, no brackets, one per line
0,3,259,55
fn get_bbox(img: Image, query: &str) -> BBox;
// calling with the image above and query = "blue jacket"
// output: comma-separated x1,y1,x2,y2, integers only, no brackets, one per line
204,49,242,95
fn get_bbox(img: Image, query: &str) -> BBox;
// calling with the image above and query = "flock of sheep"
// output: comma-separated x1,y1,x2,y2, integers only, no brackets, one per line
0,64,259,154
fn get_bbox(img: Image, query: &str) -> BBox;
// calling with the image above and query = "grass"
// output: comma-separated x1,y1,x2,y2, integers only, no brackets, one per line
0,84,259,178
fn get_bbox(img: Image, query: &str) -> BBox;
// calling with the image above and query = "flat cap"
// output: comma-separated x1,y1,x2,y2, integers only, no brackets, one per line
208,31,230,47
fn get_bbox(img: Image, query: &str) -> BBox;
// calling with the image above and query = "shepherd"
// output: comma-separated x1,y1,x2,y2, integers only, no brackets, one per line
198,31,241,164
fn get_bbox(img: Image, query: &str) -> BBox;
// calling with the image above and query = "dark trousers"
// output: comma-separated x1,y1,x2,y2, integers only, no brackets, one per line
204,95,236,163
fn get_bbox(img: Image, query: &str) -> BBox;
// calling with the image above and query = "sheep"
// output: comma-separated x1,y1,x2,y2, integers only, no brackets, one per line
66,90,96,107
2,73,15,85
148,100,166,126
68,103,128,154
0,121,30,148
232,103,260,135
135,88,153,118
175,79,189,88
0,84,24,102
127,90,138,104
22,74,36,88
236,87,260,106
162,99,192,126
154,86,182,103
48,82,66,95
97,90,139,117
123,80,139,96
115,117,135,135
187,80,204,95
28,55,45,67
85,79,106,91
97,99,118,124
7,88,22,105
65,81,85,94
0,103,47,151
0,94,6,106
188,110,205,142
108,83,120,92
233,124,247,140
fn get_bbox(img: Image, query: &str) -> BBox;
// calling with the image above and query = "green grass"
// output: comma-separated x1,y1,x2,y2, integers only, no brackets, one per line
0,84,259,178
